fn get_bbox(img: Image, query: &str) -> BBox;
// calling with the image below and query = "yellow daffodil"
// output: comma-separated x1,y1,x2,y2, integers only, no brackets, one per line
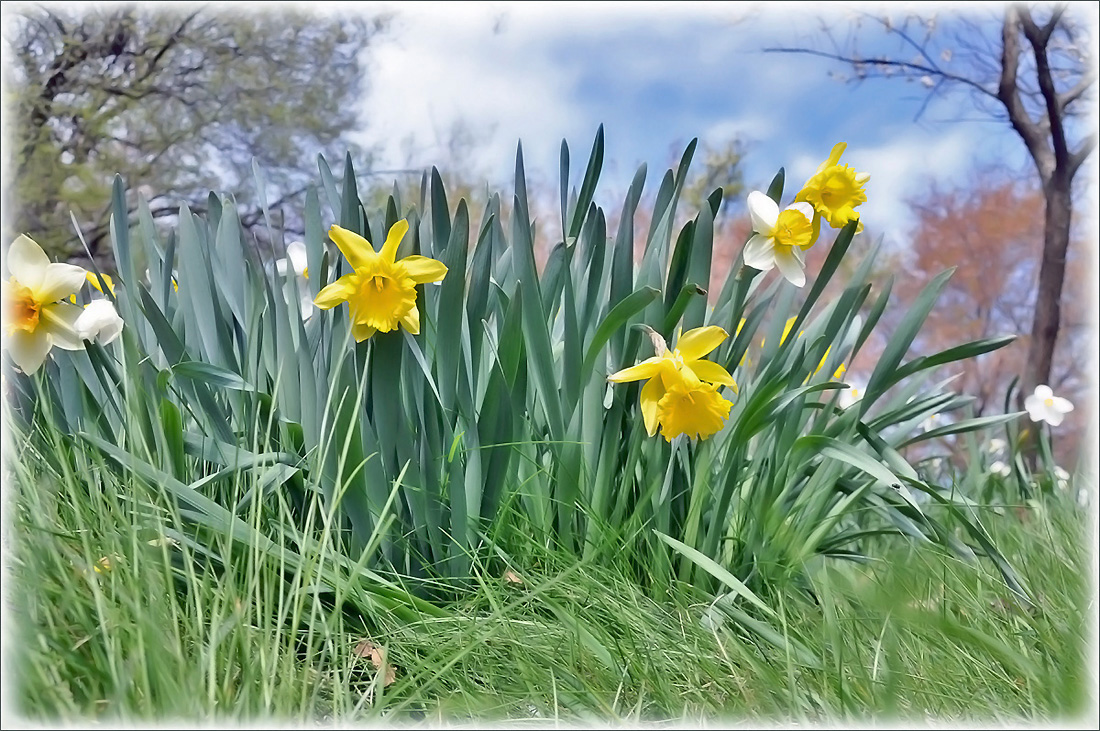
3,235,89,374
743,191,816,287
608,325,737,440
795,142,869,240
314,220,447,341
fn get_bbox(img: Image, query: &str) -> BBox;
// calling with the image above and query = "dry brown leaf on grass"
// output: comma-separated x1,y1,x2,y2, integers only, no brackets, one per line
503,569,524,585
353,638,396,686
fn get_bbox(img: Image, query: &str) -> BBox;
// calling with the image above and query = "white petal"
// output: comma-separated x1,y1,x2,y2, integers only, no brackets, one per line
747,191,779,234
287,242,309,274
37,262,90,303
787,201,815,221
76,299,125,344
742,234,776,271
1023,394,1041,417
275,258,290,276
6,329,53,374
39,302,85,350
1052,396,1074,414
774,247,806,287
7,235,51,291
1045,409,1065,427
1032,384,1053,400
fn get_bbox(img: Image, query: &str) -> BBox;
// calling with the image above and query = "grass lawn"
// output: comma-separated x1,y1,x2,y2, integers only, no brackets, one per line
7,443,1094,726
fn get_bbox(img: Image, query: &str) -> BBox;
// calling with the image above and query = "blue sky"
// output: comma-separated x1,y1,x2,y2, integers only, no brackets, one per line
353,2,1096,247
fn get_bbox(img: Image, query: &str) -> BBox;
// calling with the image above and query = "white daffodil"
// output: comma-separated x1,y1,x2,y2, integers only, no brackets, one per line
989,460,1011,478
3,235,88,374
276,241,312,319
1054,466,1070,492
75,299,124,345
743,191,817,287
1024,385,1074,426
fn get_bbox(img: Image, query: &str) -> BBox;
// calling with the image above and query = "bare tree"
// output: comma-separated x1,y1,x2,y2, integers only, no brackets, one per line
766,4,1096,415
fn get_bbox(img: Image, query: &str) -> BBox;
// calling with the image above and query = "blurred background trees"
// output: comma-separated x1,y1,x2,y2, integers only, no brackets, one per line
4,5,385,268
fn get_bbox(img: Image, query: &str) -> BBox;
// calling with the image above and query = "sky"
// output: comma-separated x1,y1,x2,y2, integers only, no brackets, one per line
350,1,1098,249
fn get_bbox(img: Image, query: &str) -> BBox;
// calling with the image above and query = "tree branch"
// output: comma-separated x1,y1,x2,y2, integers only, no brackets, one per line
997,6,1055,183
1018,5,1070,176
1067,132,1097,178
1057,69,1095,111
763,46,1000,101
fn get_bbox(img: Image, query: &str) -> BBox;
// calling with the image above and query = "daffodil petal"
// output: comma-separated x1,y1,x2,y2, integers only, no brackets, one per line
774,247,806,288
401,304,421,334
825,142,846,169
7,328,54,374
6,234,52,291
742,234,776,271
608,356,665,383
640,374,665,437
351,321,377,342
313,273,359,310
379,220,410,262
402,256,448,284
287,242,308,274
329,225,376,269
33,262,88,304
676,326,728,361
688,359,737,389
747,191,779,233
39,302,85,350
1052,397,1074,413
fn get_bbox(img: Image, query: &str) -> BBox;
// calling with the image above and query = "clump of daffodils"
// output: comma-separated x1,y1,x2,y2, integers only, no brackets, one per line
608,325,737,442
3,235,124,375
744,142,869,288
314,220,447,341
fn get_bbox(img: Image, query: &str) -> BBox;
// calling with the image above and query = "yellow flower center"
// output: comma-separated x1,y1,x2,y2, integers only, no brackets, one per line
773,209,814,250
799,165,867,228
656,381,732,442
348,258,416,332
1044,397,1054,408
5,280,41,335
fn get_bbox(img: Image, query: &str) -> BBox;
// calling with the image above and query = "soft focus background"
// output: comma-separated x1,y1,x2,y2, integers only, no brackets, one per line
2,1,1097,465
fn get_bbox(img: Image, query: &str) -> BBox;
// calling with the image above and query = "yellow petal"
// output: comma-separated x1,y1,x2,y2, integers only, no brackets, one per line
676,326,728,361
379,219,410,263
401,304,420,334
640,374,665,437
688,359,737,390
608,355,665,383
351,321,377,342
313,273,358,310
822,142,846,171
330,225,377,270
401,256,448,284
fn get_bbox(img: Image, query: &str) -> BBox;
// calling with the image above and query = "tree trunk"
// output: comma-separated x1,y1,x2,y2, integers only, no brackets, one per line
1021,173,1072,404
